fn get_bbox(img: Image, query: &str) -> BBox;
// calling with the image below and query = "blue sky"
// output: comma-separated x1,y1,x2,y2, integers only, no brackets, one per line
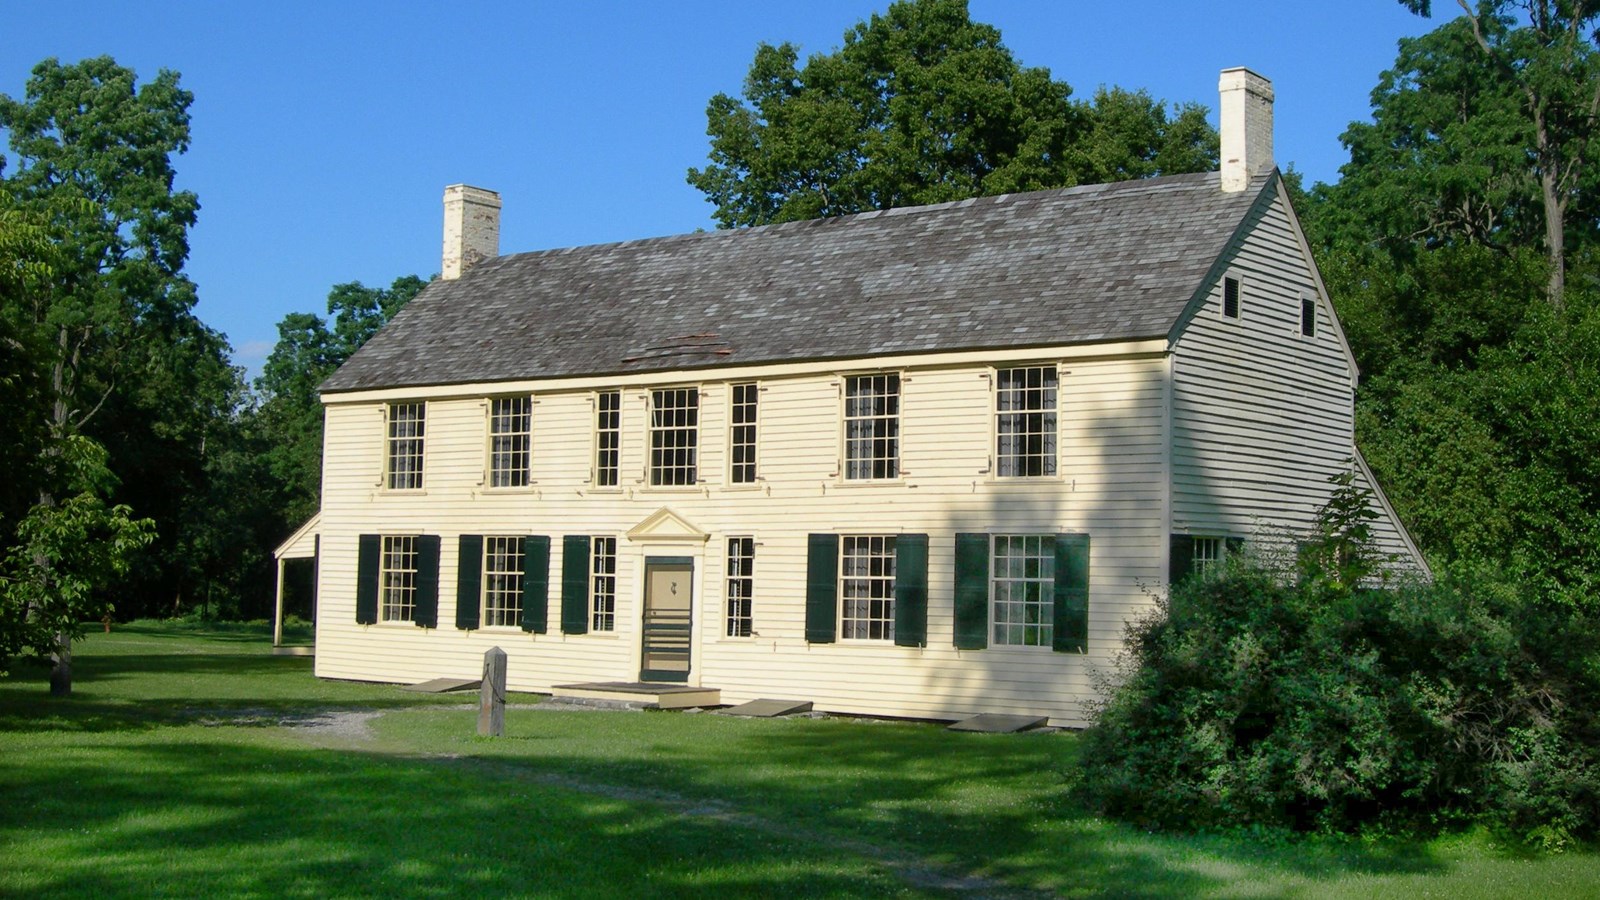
4,2,1440,378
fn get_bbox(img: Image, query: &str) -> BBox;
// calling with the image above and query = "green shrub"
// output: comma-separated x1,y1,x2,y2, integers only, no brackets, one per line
1077,563,1600,844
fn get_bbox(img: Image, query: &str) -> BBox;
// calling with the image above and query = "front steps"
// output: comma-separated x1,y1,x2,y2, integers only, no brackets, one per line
550,681,721,710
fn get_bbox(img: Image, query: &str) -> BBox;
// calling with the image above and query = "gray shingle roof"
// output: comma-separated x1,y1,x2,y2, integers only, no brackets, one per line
321,171,1268,393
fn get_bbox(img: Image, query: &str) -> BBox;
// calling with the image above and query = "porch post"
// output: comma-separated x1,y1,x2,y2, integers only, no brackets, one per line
274,557,286,647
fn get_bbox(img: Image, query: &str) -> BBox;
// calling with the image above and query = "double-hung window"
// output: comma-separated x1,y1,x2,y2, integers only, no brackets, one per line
1192,537,1224,575
729,383,758,484
726,537,754,637
991,535,1055,647
840,535,896,640
481,536,524,627
649,387,698,486
996,366,1057,477
590,536,617,631
844,374,899,480
488,396,532,487
594,390,621,487
386,402,425,490
380,535,418,622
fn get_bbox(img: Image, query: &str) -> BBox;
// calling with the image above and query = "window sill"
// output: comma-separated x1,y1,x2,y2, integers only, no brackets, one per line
376,488,428,497
481,484,538,493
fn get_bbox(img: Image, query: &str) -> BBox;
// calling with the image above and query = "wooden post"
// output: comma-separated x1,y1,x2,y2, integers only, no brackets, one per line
479,647,507,737
273,557,286,648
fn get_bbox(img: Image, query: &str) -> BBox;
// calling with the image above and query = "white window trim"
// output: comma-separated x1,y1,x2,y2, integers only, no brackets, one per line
989,364,1063,482
479,535,526,630
724,535,755,639
837,533,897,642
1220,272,1244,321
645,384,702,489
988,533,1056,650
378,534,419,624
382,401,426,492
590,535,618,632
483,395,536,491
837,372,905,483
590,390,624,491
1298,291,1318,339
726,382,762,489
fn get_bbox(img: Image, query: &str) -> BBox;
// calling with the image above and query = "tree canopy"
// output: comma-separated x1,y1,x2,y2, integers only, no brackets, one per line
688,0,1216,227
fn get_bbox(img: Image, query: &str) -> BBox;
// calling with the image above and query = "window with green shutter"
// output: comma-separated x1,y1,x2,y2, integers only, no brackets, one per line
953,533,989,649
455,535,483,630
522,535,551,633
560,535,590,634
1053,533,1089,653
356,534,380,625
413,535,441,629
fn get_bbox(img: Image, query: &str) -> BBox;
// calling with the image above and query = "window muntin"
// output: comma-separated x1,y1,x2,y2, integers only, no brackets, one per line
590,536,617,631
488,396,532,487
840,535,896,640
649,387,698,486
482,536,524,628
730,383,758,485
1223,276,1241,319
991,535,1055,647
386,402,425,490
996,367,1058,477
726,537,754,637
595,391,621,487
1300,298,1317,337
1193,537,1224,575
380,535,418,622
844,374,900,480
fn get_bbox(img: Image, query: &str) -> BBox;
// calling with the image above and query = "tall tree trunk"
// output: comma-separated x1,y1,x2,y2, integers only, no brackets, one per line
49,632,72,696
1533,106,1567,310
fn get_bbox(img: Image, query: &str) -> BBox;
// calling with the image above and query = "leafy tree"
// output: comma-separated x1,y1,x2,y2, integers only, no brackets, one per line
688,0,1216,227
255,276,427,529
0,191,52,531
0,56,229,683
0,437,154,687
1396,0,1600,307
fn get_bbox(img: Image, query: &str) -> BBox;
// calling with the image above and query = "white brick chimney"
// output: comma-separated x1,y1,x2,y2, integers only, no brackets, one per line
441,184,501,280
1218,68,1274,192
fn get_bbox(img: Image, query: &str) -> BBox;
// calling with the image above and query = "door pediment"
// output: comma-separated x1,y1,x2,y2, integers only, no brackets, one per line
626,507,709,543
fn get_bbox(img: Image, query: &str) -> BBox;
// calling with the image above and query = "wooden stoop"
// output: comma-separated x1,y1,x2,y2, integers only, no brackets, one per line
550,681,721,710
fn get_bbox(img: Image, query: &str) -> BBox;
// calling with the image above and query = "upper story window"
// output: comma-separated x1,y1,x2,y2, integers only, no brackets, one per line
991,534,1055,647
726,536,754,637
488,396,532,487
996,366,1057,477
729,382,758,484
844,374,900,480
649,387,699,486
380,535,418,622
1223,276,1241,319
590,536,618,631
840,534,896,640
594,390,621,487
1301,297,1317,337
386,402,425,490
482,536,524,627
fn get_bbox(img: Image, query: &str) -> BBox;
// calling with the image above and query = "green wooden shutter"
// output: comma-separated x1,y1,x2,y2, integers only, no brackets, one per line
522,535,551,634
1054,533,1089,653
455,535,483,630
953,533,989,650
805,534,838,643
355,534,380,625
414,535,441,629
1169,535,1195,588
893,534,928,648
1225,536,1245,562
560,535,590,635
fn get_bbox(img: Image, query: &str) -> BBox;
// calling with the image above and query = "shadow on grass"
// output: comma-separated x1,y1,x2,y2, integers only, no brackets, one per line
0,736,918,899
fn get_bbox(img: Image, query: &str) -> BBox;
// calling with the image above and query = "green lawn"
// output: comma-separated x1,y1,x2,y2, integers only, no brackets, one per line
2,624,1596,898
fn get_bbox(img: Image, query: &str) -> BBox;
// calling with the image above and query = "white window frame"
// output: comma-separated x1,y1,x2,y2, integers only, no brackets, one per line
839,534,896,641
590,536,617,632
648,386,699,487
379,534,418,623
1192,536,1225,576
481,535,524,628
990,534,1055,648
486,396,533,489
726,536,754,637
994,365,1059,479
385,402,425,490
593,390,622,489
841,373,901,481
728,382,759,486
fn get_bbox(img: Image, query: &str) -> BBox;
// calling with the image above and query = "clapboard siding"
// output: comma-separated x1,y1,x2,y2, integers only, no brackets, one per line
314,351,1167,726
1170,191,1424,572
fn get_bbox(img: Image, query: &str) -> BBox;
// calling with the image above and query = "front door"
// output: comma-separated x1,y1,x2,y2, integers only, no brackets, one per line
640,557,693,683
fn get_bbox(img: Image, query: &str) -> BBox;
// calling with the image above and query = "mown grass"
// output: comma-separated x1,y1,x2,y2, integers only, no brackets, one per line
2,623,1597,898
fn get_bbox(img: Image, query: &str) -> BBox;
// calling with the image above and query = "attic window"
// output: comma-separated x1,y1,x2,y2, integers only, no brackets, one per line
1301,297,1316,337
1223,277,1241,319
